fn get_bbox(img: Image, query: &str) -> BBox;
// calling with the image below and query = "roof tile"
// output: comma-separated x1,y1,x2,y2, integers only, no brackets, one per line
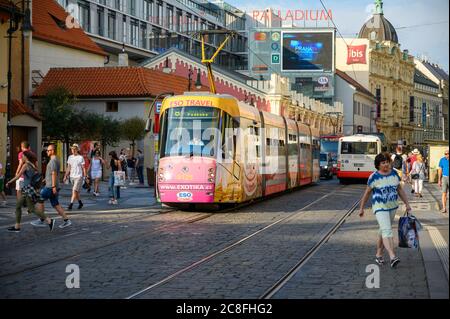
11,99,43,121
33,0,106,57
31,66,210,98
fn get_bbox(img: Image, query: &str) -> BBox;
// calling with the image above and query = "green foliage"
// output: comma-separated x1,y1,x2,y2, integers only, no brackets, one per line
120,117,146,145
120,117,146,156
41,87,78,143
40,87,121,151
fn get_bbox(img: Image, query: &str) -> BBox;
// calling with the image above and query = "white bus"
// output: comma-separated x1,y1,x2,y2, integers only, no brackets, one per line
337,134,382,182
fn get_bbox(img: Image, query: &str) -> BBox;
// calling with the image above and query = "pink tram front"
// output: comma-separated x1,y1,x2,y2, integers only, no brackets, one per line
156,93,320,206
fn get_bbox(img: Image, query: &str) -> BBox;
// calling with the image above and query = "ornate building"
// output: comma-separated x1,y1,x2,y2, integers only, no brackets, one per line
357,0,415,149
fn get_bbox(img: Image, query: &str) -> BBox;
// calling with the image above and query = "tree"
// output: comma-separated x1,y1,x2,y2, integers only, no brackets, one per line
120,117,146,156
41,87,80,156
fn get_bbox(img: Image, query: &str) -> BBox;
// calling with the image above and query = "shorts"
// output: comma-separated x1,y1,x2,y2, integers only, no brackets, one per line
91,170,102,179
16,177,24,191
39,187,60,207
0,177,4,192
442,176,449,193
71,177,83,192
375,209,397,238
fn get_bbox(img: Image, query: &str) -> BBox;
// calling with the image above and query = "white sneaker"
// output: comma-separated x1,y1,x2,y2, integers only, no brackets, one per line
112,199,118,205
31,219,47,227
59,219,72,229
108,199,113,204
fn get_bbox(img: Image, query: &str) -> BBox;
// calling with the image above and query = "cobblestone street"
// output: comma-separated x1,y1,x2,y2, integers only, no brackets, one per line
0,179,447,299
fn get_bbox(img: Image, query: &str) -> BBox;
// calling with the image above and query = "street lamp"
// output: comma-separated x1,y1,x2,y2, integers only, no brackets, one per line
5,0,33,189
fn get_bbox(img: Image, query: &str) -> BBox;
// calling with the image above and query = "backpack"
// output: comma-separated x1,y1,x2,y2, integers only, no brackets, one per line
393,154,403,170
28,163,43,189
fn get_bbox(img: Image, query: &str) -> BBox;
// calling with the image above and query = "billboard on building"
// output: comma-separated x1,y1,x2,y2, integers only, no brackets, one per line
281,31,334,72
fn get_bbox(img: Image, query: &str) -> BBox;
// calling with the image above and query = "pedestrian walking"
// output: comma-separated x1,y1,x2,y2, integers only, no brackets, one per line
407,149,420,193
5,151,55,232
438,149,449,213
391,145,405,181
411,154,426,198
359,152,412,268
63,144,86,210
31,144,72,228
107,151,122,205
0,161,8,206
15,141,36,203
89,150,105,196
135,149,145,185
126,151,136,185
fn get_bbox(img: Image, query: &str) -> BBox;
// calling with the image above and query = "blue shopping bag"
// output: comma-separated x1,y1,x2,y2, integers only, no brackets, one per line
398,211,422,249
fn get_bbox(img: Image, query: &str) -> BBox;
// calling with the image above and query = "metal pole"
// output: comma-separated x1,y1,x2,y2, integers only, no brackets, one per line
5,9,14,190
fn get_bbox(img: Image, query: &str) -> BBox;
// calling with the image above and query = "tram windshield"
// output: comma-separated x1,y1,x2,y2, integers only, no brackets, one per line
160,106,221,158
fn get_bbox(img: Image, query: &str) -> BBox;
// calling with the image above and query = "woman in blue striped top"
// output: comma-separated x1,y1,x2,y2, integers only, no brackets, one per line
359,152,412,268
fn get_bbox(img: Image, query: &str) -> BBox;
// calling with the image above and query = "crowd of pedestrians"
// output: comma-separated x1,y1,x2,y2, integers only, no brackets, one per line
2,141,145,232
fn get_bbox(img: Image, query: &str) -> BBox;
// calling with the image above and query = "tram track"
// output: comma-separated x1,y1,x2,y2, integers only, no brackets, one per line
259,198,361,299
125,186,356,299
0,182,350,295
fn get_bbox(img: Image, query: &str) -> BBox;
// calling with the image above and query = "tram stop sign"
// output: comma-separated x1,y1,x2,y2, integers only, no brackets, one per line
271,53,280,64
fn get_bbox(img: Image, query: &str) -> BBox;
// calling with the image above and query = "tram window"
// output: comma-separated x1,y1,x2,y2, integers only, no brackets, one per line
160,106,220,158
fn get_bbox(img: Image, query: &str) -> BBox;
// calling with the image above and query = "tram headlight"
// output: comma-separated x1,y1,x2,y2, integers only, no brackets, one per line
208,168,214,173
208,178,214,183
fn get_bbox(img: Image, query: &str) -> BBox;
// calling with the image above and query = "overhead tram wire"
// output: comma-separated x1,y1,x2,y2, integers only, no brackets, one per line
319,0,359,83
340,21,449,36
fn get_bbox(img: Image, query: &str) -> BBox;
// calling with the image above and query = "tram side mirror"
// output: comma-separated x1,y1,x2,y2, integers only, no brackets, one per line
145,119,153,133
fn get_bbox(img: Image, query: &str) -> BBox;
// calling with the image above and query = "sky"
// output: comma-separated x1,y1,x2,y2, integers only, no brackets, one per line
226,0,449,72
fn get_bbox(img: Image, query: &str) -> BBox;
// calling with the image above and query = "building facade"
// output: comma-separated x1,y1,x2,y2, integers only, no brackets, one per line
414,58,449,141
336,0,415,149
335,69,377,136
56,0,247,69
413,69,443,146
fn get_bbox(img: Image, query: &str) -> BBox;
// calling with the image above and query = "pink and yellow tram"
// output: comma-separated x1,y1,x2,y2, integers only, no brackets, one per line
156,93,320,206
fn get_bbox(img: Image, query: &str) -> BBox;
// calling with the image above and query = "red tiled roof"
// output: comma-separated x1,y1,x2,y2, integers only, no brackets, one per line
11,99,43,121
31,67,210,98
335,69,375,99
32,0,106,57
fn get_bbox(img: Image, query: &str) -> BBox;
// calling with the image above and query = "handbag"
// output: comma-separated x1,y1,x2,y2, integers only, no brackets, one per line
411,173,419,180
398,211,422,249
113,171,126,187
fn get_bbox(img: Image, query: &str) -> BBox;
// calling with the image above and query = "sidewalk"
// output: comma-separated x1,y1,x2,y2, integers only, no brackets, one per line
0,180,158,216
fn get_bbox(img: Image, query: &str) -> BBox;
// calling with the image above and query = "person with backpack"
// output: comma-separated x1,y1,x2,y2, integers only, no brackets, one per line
5,151,55,232
391,146,404,181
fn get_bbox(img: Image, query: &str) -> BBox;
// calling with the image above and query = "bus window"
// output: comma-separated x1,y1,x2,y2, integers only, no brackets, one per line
341,142,378,155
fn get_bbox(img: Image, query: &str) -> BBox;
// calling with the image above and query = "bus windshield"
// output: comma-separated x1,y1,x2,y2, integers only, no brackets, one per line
340,142,378,155
160,106,220,158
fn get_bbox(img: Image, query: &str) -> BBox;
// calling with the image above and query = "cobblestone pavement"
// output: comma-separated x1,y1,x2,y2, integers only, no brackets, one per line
0,178,447,299
0,180,347,298
273,181,448,299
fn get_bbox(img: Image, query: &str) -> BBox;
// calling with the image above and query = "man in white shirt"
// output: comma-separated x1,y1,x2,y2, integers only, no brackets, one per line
63,144,86,210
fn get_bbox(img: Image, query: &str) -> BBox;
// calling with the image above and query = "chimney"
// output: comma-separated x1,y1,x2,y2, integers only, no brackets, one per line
118,43,129,66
